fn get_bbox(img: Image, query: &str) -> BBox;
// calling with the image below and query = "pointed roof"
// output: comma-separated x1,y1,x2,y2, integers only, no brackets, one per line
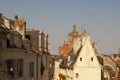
59,35,102,69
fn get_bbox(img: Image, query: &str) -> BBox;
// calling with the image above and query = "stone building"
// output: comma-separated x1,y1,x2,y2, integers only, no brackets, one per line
0,14,37,80
54,25,119,80
26,28,50,80
54,25,102,80
0,13,51,80
102,55,118,80
0,13,10,80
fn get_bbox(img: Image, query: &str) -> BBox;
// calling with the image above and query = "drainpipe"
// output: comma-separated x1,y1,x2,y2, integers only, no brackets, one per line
36,53,40,80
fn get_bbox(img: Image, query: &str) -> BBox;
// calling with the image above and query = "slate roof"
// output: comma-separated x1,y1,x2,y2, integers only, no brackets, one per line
57,43,103,70
59,46,82,69
69,46,82,67
55,27,103,70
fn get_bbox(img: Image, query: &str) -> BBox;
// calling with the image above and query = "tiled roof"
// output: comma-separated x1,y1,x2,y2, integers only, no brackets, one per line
58,46,82,69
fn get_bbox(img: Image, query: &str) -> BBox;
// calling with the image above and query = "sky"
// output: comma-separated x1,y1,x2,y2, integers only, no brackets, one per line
0,0,120,54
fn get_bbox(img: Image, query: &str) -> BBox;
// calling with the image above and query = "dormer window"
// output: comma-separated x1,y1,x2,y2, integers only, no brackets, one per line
80,57,82,61
91,57,93,61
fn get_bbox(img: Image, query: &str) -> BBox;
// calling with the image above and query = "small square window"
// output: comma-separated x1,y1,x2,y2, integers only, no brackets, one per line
76,73,79,78
91,57,93,61
80,57,82,61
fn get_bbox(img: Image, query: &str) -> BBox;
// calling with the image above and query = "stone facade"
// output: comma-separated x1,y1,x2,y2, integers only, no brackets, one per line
26,29,40,51
0,13,51,80
0,13,10,80
54,26,119,80
102,55,118,80
54,26,102,80
26,28,50,80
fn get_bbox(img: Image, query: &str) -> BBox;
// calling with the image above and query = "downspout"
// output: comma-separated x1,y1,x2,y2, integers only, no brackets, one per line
36,54,39,80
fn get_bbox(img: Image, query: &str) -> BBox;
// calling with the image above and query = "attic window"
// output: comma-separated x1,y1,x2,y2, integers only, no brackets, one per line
91,57,93,61
76,73,79,78
80,57,82,61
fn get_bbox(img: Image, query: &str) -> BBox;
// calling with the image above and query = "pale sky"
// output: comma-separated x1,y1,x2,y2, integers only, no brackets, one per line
0,0,120,54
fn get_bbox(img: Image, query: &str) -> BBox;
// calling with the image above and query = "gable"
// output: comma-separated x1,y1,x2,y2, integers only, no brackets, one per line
74,39,101,67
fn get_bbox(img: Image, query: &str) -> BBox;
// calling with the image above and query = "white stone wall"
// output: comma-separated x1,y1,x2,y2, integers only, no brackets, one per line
54,61,60,80
60,68,66,76
75,39,101,67
66,69,73,80
54,61,74,80
73,35,101,80
74,67,101,80
54,30,102,80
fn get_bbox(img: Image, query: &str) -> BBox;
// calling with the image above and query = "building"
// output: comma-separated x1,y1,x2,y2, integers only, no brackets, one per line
54,25,102,80
102,54,118,80
49,55,56,80
26,29,50,80
0,14,37,80
0,13,10,80
0,13,51,80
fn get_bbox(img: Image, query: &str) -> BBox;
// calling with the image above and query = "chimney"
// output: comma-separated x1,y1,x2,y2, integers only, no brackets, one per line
62,41,69,56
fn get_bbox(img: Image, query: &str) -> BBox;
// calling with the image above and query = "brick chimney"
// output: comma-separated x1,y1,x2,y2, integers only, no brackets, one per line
62,41,69,56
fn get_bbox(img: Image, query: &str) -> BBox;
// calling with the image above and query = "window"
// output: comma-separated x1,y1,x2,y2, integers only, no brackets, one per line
26,35,30,40
91,57,93,61
29,62,34,77
76,73,79,78
6,38,10,48
6,59,24,78
6,59,15,78
80,57,82,61
41,62,45,75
